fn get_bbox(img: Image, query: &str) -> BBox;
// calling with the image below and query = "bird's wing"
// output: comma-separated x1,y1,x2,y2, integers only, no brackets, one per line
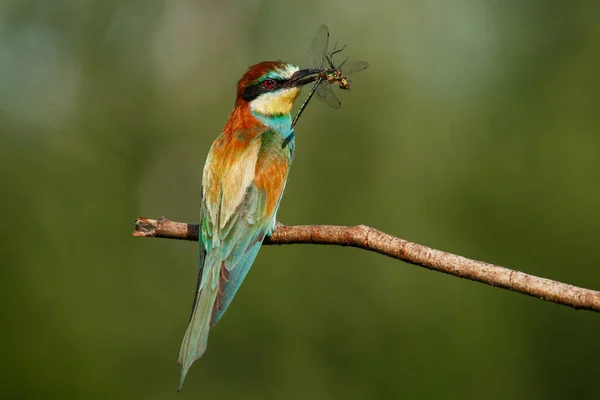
208,128,291,324
178,128,290,386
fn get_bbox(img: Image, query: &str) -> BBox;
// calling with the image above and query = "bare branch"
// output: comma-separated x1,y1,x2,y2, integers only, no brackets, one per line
134,216,600,312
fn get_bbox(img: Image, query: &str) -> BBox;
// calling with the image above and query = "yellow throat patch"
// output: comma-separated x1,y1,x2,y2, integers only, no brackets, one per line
249,87,301,115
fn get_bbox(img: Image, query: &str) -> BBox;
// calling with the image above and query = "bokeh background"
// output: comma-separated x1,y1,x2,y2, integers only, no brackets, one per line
2,1,599,399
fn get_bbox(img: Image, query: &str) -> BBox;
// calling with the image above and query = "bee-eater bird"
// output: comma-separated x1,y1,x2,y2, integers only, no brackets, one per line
177,61,318,390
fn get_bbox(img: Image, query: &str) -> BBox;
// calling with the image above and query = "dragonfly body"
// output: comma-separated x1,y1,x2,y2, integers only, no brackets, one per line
292,25,369,127
177,61,317,390
324,68,351,90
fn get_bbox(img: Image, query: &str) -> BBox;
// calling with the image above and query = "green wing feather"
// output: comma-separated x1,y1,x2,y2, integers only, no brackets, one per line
177,129,290,390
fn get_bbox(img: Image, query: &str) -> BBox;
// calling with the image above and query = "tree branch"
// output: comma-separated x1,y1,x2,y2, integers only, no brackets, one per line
133,216,600,312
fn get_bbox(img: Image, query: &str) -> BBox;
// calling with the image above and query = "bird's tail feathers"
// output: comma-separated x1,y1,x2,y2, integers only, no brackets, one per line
177,264,219,391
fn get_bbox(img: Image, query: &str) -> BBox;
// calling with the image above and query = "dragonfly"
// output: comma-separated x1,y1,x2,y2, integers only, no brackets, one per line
291,24,369,127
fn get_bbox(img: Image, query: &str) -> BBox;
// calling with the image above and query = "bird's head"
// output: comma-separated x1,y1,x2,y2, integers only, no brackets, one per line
236,61,318,116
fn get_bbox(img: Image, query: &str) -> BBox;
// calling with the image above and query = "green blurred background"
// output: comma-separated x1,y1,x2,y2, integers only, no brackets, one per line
2,1,599,398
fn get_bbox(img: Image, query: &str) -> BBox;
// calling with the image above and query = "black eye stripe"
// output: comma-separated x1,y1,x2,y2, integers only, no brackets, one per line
242,78,289,101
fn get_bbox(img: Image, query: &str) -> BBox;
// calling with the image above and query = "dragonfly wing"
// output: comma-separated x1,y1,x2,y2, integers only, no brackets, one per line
315,81,341,109
343,61,369,76
307,24,330,69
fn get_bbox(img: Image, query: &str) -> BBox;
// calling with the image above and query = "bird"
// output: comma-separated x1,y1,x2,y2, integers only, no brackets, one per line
177,61,318,390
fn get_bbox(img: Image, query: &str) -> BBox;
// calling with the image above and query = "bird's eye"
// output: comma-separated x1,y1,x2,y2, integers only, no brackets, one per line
262,79,276,89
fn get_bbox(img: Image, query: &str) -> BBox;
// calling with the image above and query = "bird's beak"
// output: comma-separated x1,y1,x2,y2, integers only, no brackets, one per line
285,68,321,88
